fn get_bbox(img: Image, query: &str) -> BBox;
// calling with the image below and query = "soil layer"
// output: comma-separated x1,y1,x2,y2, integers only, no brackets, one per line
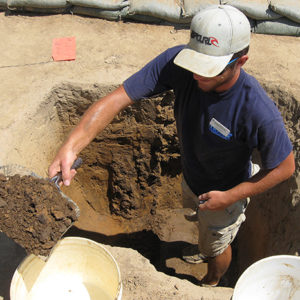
0,174,78,256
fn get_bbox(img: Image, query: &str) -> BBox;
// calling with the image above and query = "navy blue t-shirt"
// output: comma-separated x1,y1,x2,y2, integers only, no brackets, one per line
123,45,293,195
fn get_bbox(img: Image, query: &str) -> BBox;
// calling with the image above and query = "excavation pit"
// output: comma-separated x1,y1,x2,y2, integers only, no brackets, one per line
1,82,300,289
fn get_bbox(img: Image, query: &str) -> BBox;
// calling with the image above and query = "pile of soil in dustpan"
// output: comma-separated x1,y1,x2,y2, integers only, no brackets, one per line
0,174,78,256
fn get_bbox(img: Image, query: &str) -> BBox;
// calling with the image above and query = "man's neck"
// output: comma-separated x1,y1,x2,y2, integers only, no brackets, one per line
215,68,241,93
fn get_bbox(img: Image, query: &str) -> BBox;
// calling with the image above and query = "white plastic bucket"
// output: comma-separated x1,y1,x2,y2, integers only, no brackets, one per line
232,255,300,300
10,237,122,300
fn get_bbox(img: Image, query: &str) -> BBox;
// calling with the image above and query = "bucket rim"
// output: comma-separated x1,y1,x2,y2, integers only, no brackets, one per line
10,236,123,300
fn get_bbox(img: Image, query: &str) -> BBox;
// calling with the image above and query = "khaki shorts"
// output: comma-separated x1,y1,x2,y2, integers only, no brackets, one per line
182,179,249,257
182,163,259,257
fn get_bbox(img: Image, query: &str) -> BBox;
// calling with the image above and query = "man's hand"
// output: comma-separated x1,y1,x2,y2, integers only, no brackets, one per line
198,152,295,211
48,148,77,186
198,190,232,211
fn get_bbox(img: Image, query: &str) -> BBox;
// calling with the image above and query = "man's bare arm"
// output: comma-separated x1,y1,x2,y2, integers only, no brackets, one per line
48,85,134,185
199,151,295,210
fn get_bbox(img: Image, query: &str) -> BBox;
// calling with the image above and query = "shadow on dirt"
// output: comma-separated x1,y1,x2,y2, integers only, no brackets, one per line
64,226,238,287
65,226,200,284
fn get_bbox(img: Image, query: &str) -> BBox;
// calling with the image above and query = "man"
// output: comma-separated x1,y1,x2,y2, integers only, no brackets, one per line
49,5,295,286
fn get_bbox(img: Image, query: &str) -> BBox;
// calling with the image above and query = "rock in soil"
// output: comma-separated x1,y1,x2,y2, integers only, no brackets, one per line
0,174,78,256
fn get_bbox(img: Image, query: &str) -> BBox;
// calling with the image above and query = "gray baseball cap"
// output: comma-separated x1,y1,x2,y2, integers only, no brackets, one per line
174,5,251,77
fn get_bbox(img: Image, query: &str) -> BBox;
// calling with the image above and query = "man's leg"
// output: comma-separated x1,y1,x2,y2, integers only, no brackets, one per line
200,163,260,285
181,179,209,263
200,244,232,286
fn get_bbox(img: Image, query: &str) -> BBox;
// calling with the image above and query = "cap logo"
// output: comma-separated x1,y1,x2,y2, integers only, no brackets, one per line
191,30,219,47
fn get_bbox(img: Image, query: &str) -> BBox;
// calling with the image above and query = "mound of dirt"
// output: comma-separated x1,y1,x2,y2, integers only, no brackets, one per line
0,174,78,256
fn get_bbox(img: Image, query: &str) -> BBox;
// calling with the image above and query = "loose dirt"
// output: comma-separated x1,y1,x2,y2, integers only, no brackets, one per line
0,174,78,256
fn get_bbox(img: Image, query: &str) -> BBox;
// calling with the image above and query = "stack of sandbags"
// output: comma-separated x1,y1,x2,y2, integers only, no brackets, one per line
0,0,7,9
70,0,300,36
0,0,299,36
222,0,300,36
70,0,184,23
69,0,219,24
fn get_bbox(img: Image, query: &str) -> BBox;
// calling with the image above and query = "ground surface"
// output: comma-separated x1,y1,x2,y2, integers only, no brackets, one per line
0,10,299,300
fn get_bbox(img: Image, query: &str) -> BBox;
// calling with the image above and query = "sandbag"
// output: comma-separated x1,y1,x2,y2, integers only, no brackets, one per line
69,0,129,10
14,7,69,12
124,13,169,24
0,0,7,8
253,17,300,36
71,5,127,20
182,0,219,19
270,0,300,24
222,0,281,20
7,0,68,8
128,0,182,23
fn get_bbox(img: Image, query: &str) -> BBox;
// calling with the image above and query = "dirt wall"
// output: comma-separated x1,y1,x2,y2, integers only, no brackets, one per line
236,83,300,274
51,83,182,219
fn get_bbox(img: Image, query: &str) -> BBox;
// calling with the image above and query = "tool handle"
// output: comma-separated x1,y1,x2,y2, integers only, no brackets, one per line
50,157,83,188
71,157,83,170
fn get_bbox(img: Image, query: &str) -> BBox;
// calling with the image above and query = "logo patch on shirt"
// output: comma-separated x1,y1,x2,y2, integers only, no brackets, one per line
209,118,232,140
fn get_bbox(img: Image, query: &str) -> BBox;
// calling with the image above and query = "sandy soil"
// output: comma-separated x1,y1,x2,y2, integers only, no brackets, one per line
0,10,299,300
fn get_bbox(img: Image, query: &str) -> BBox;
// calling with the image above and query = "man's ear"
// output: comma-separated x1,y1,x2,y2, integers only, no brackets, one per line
238,55,248,67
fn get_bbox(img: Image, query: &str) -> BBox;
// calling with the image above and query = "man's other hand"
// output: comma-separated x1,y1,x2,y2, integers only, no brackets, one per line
198,191,232,211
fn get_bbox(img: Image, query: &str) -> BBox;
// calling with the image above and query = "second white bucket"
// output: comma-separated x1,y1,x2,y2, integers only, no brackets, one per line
10,237,122,300
232,255,300,300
